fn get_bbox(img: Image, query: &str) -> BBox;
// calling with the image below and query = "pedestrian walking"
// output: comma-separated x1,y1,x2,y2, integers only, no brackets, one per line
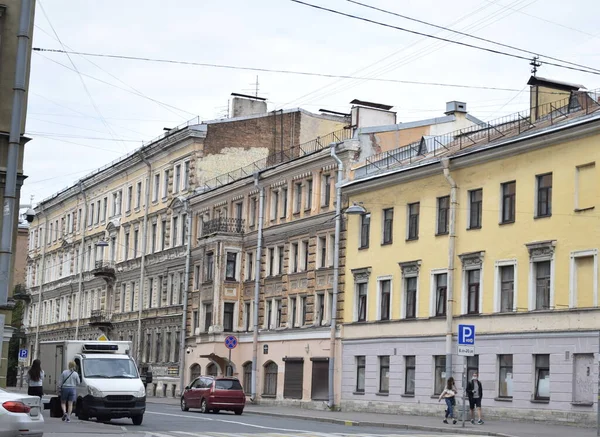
26,359,44,399
58,361,80,423
467,372,484,425
438,377,457,424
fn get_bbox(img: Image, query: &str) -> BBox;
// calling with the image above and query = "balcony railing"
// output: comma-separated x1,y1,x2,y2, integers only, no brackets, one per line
201,218,245,236
89,309,112,325
92,260,116,280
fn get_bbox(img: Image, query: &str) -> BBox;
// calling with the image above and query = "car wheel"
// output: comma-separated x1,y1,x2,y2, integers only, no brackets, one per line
212,409,220,414
132,414,143,426
76,400,89,421
180,397,189,412
97,415,110,423
234,409,243,416
200,399,209,414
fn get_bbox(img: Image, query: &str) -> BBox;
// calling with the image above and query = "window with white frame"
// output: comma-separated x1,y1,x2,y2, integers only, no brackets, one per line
174,164,181,194
203,303,213,332
271,189,279,221
171,216,179,247
225,252,238,281
569,249,598,308
243,301,252,331
249,197,257,226
136,181,142,209
267,247,275,276
277,245,285,275
265,299,273,329
281,186,288,218
183,160,190,191
153,173,160,202
294,182,302,213
318,236,327,269
378,278,391,321
163,169,169,198
322,173,331,207
245,251,254,281
495,260,516,312
526,241,555,311
290,243,299,273
315,293,324,326
432,271,447,317
352,267,371,322
459,251,484,315
400,260,420,319
126,186,133,213
289,295,298,328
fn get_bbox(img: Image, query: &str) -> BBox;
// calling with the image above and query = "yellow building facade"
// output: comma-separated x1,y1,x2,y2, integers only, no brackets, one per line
341,82,600,423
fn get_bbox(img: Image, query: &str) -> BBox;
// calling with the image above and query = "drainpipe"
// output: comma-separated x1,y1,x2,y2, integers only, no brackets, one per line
33,205,47,360
0,0,33,308
179,198,192,396
441,158,457,380
136,152,152,364
328,143,343,409
251,173,265,402
75,183,88,339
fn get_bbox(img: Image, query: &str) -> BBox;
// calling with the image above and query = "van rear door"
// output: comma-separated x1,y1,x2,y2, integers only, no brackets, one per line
211,379,245,404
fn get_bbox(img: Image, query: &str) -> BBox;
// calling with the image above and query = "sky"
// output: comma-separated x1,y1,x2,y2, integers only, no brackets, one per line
22,0,600,204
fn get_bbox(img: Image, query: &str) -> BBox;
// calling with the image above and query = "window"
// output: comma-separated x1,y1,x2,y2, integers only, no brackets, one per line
306,179,313,210
379,279,391,321
183,161,190,190
153,174,160,202
498,355,513,398
469,189,483,229
263,362,278,396
318,237,327,268
136,181,142,209
276,299,283,327
467,269,480,314
246,252,254,281
192,310,199,332
315,294,324,326
437,196,449,235
356,356,366,393
145,333,152,362
278,246,284,275
323,174,331,206
174,332,180,362
133,229,139,258
172,217,179,247
226,253,237,281
193,265,201,289
204,303,212,332
148,278,154,309
244,302,251,331
379,356,390,393
182,214,188,246
302,241,309,271
407,203,420,240
102,198,107,222
360,213,370,248
294,182,302,213
223,303,234,332
535,260,551,310
151,223,157,253
165,332,172,362
500,265,514,312
161,220,167,250
88,205,94,226
155,333,162,362
130,282,136,312
174,164,181,194
434,355,446,395
271,190,279,221
357,283,367,322
243,362,252,394
268,248,275,276
163,170,169,198
382,208,393,244
534,354,550,400
405,356,416,395
266,300,273,329
501,181,516,223
249,197,257,226
126,186,133,212
120,284,126,313
290,297,297,328
536,173,552,218
467,355,479,381
281,186,288,218
124,231,130,260
291,243,299,273
405,277,417,319
96,201,100,224
205,252,214,282
435,273,447,317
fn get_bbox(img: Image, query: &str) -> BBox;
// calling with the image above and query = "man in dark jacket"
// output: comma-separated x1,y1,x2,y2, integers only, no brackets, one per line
466,372,484,424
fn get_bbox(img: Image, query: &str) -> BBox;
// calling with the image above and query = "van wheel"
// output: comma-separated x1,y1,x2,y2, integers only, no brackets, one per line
76,400,89,421
200,399,209,414
180,397,189,412
132,414,143,426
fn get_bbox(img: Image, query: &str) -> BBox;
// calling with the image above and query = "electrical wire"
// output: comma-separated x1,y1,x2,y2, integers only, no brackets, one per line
344,0,600,74
288,0,600,76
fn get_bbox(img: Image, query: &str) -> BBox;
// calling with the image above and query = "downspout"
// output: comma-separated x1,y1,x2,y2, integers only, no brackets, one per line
441,157,457,380
251,173,265,402
136,152,152,364
328,143,343,409
179,198,192,395
75,183,88,339
33,204,47,360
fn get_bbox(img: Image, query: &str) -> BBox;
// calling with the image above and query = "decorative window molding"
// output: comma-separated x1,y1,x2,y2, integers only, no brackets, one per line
351,267,372,283
526,240,556,261
292,172,312,181
569,249,598,308
459,251,485,269
526,240,556,311
398,260,421,278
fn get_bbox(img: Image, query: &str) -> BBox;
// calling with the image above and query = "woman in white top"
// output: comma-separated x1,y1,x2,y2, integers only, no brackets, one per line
26,359,44,399
58,361,81,423
438,376,457,425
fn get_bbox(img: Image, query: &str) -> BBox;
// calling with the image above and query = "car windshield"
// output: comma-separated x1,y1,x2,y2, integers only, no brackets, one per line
215,379,243,390
83,358,139,379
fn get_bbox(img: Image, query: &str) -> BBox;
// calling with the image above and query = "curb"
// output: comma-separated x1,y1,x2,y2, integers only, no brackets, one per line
243,410,515,437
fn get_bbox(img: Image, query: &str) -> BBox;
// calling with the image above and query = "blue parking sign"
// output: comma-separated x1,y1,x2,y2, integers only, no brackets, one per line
18,349,28,359
458,325,475,345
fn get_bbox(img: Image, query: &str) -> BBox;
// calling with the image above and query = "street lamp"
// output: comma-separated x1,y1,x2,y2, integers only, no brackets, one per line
345,202,367,215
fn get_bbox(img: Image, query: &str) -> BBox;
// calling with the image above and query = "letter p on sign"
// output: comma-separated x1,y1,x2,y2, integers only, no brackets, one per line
458,324,475,345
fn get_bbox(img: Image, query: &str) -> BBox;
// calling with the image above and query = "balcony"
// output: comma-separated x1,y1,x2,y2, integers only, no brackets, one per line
201,218,245,237
89,309,113,330
92,260,116,281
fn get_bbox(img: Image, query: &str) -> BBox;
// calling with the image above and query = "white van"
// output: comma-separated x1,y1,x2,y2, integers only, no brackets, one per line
40,340,150,425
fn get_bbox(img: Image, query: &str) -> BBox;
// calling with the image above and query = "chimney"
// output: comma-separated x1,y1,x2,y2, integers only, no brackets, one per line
526,76,585,122
350,99,396,130
445,101,467,115
231,93,267,118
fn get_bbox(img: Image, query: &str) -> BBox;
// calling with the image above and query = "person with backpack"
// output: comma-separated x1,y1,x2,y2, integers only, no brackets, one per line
438,376,457,424
467,372,484,425
26,359,44,399
58,361,80,422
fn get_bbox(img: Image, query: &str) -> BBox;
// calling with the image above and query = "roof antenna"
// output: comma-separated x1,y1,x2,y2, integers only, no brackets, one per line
530,56,541,76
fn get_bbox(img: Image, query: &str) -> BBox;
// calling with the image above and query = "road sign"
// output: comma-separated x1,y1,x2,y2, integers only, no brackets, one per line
458,324,475,345
18,349,28,360
224,335,238,350
97,334,108,342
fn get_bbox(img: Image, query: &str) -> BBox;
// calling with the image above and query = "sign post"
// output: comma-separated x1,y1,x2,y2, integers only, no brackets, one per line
458,324,475,428
224,335,238,377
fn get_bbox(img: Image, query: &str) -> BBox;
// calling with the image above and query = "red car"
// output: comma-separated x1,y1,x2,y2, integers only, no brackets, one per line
181,376,245,415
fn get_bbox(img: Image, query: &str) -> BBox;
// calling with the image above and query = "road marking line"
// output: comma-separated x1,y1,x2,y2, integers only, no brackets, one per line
121,426,128,431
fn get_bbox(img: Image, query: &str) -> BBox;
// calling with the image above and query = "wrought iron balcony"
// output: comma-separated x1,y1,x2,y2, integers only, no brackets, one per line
201,218,245,237
92,260,116,280
89,309,113,328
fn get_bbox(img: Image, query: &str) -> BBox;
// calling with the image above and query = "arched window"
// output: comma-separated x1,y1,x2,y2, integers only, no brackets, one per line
206,362,218,377
242,362,252,394
263,361,278,396
189,363,201,383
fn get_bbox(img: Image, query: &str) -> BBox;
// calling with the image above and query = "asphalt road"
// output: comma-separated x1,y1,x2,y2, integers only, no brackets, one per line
41,402,478,436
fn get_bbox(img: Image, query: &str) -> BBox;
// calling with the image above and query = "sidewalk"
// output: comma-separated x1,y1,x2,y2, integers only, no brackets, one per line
143,396,599,437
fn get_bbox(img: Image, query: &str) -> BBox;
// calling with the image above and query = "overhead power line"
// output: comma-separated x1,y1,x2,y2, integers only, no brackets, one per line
33,47,552,93
289,0,600,76
344,0,600,74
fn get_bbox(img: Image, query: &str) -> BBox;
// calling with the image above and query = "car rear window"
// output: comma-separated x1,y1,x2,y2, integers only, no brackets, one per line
215,379,243,390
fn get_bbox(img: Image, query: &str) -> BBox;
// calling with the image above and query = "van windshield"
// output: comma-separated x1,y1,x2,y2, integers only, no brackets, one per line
215,379,243,390
83,358,139,379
